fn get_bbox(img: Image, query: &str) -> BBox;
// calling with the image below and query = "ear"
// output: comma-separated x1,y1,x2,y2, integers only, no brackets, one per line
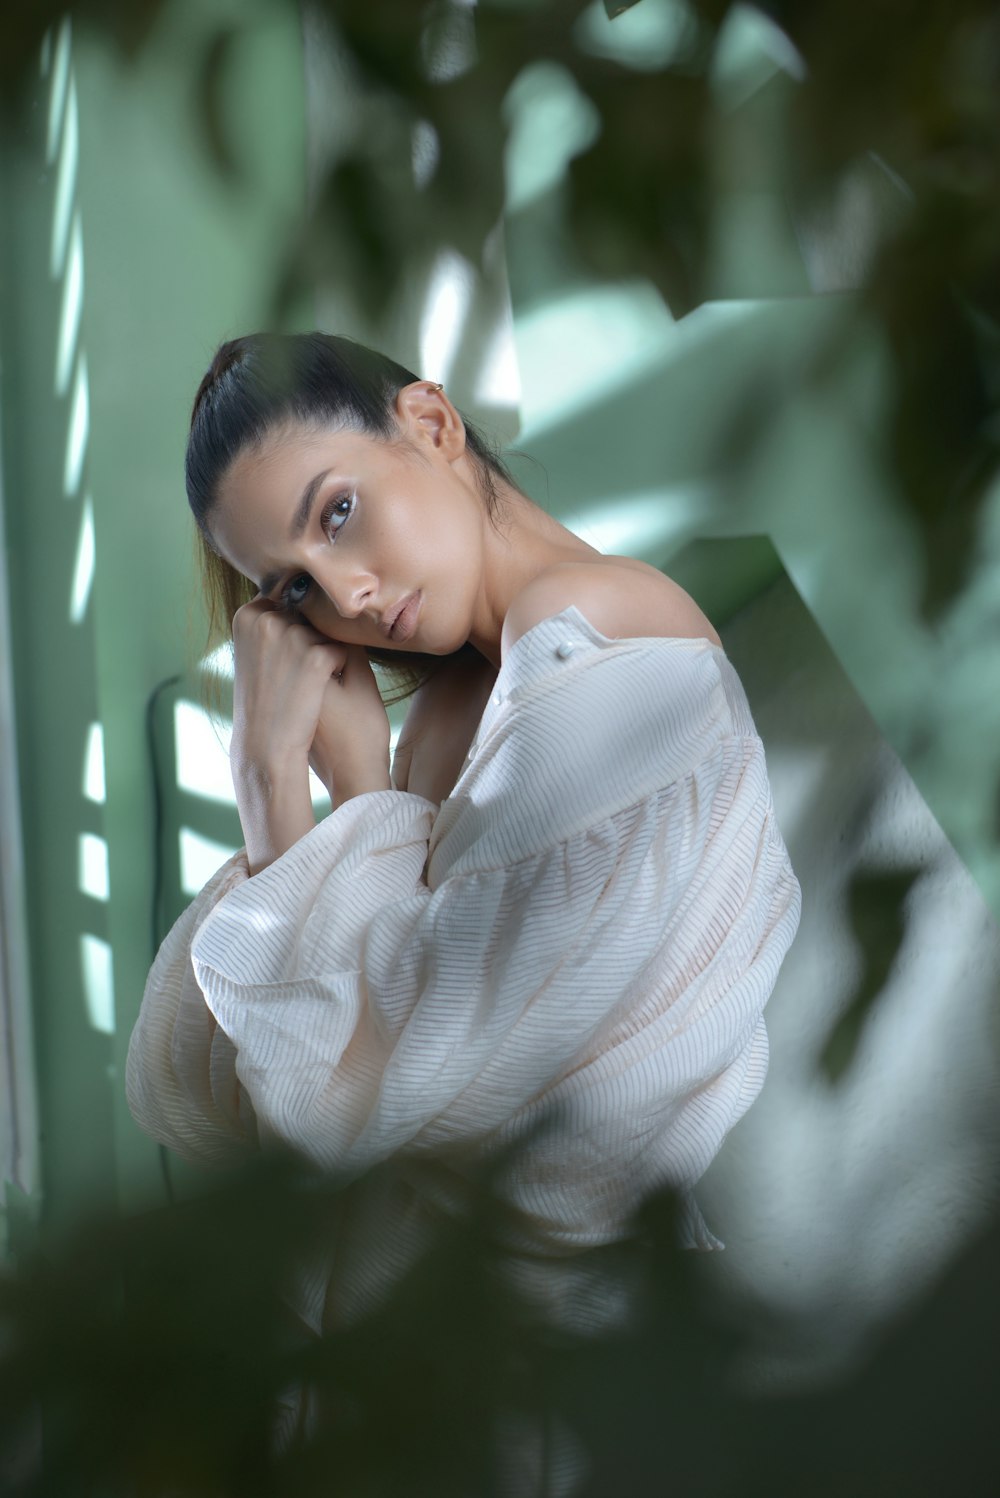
395,381,467,463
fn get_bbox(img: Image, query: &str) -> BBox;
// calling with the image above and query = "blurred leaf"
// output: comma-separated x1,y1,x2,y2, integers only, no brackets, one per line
195,26,241,183
3,1142,1000,1496
567,63,713,314
313,152,412,319
0,0,173,121
603,0,647,17
0,1145,697,1497
820,866,923,1083
874,220,1000,622
323,0,434,97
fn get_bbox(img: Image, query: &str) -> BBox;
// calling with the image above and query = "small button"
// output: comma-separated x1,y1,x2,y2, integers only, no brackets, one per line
491,692,502,706
555,640,576,660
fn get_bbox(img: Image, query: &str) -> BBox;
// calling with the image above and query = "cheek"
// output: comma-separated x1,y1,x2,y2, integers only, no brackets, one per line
366,494,412,553
299,593,349,641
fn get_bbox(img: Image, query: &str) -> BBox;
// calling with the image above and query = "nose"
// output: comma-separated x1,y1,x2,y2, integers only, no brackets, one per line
319,566,377,621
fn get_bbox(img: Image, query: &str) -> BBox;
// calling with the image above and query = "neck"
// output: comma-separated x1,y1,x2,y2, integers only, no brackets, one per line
466,476,599,668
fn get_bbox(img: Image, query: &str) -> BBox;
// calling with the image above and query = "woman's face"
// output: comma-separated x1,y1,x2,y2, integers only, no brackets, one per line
209,394,494,655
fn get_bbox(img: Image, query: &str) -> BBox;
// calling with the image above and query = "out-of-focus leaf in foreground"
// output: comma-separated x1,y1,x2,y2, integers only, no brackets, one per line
1,1146,999,1495
820,865,924,1084
4,1,998,617
0,0,172,115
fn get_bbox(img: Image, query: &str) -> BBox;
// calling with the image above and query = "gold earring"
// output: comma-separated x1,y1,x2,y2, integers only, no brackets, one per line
426,382,443,393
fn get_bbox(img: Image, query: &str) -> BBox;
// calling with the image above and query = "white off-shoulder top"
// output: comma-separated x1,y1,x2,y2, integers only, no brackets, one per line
126,606,800,1301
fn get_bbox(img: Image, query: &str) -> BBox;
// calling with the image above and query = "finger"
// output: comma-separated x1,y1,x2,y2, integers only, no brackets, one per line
321,645,375,691
238,595,279,618
274,604,355,657
331,645,370,683
235,602,344,659
232,596,283,641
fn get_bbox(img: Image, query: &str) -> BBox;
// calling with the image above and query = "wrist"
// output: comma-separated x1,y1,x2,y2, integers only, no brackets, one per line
232,748,310,793
332,761,392,808
231,752,316,874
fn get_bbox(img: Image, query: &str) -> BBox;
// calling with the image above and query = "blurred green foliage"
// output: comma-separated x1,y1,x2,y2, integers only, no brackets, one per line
3,0,998,625
310,0,999,622
820,865,923,1084
1,1146,998,1495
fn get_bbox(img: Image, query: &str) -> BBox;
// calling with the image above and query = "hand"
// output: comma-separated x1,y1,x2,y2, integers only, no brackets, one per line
231,597,347,779
229,598,346,872
309,645,392,805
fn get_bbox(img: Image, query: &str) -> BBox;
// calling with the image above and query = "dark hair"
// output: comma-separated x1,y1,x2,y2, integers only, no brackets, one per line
186,331,514,699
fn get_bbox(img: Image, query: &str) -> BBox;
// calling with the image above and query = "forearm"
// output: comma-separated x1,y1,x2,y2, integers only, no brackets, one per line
233,755,316,875
332,762,392,809
310,730,391,810
235,754,392,874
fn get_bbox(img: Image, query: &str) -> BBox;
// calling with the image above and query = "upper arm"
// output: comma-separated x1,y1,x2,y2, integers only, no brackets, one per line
501,560,722,657
390,679,434,793
391,654,497,803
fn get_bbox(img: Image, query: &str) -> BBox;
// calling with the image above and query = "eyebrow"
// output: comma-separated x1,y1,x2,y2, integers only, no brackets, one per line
257,467,331,598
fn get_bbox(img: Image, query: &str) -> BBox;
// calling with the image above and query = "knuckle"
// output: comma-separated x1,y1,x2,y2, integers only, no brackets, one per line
258,611,287,640
235,599,277,634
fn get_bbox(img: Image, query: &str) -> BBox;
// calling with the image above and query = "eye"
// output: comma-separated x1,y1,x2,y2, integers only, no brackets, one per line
281,573,311,611
279,492,356,612
321,490,356,538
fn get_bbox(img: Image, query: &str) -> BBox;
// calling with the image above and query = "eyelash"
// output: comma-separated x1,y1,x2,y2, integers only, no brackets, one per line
280,491,356,611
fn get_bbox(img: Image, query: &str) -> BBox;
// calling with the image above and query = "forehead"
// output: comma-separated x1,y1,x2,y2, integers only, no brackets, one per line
209,422,331,567
209,420,403,573
216,418,422,520
222,418,341,496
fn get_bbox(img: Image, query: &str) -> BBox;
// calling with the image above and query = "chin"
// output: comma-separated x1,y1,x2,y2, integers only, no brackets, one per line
409,637,459,659
406,612,470,658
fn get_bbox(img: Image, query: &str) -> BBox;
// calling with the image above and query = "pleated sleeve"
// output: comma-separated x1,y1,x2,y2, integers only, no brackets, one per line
126,606,801,1251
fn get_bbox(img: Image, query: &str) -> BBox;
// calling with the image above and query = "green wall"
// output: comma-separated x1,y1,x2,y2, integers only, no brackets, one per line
0,0,309,1238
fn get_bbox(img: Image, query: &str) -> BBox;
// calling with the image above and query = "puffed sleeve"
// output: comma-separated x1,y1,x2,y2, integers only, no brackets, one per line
125,849,257,1164
127,607,800,1253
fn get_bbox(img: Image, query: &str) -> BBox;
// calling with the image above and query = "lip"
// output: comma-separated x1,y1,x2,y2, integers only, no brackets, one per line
383,591,422,643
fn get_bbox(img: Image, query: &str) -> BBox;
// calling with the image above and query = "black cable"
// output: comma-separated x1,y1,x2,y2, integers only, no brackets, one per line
144,672,181,1205
144,673,181,958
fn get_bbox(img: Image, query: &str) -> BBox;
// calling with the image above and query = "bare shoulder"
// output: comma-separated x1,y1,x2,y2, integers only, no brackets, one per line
501,558,722,657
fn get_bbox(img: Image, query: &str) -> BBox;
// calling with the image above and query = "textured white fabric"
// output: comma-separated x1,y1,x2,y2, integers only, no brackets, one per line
127,606,800,1275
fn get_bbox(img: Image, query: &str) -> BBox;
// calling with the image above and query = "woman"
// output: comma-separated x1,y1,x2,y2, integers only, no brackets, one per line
126,331,801,1329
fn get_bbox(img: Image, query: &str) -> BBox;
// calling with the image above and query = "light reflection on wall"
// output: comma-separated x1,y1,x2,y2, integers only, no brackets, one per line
45,21,72,166
178,827,237,898
513,282,676,435
78,832,109,902
50,72,77,277
561,485,709,558
79,933,115,1036
48,19,110,1040
68,494,95,624
55,213,83,397
63,351,89,497
473,317,522,411
82,721,105,803
174,698,238,806
419,248,475,386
